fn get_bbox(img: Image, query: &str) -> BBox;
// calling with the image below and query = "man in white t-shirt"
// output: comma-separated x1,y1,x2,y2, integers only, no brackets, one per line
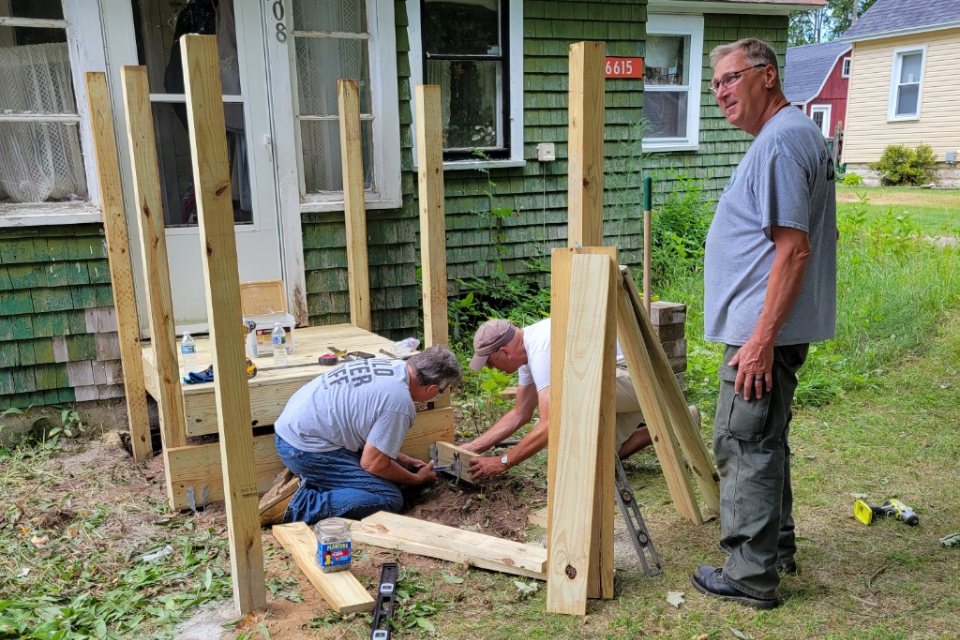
461,318,651,480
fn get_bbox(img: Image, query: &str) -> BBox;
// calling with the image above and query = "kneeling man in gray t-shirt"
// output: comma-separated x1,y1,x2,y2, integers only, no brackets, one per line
259,345,462,526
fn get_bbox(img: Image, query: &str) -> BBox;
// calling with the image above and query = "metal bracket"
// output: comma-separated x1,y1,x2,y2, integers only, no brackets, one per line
186,485,210,513
614,457,663,577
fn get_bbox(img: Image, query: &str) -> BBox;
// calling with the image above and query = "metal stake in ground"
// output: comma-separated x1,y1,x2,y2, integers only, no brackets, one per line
643,176,653,316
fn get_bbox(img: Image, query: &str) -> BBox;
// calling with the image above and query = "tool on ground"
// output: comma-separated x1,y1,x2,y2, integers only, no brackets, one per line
614,456,663,576
370,561,399,640
854,498,919,526
328,346,376,361
642,175,653,316
428,444,462,481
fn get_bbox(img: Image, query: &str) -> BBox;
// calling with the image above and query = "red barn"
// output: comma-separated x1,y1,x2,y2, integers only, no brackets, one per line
784,41,852,139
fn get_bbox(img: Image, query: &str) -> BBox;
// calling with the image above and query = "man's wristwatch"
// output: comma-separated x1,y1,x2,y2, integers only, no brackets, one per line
500,453,510,469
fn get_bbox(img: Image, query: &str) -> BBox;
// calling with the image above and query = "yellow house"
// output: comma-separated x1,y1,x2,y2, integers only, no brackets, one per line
841,0,960,186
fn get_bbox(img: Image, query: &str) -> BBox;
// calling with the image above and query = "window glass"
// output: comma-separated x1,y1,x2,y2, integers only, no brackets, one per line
896,84,919,116
811,110,824,131
894,51,923,118
645,35,686,85
0,0,88,204
645,92,687,138
421,0,508,157
644,33,690,140
899,52,922,84
293,0,374,193
130,0,251,226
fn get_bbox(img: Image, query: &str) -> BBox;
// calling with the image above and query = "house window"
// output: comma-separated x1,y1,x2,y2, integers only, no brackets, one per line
643,14,703,152
290,0,401,209
407,0,524,169
810,104,831,137
888,46,925,121
841,57,851,78
0,0,87,205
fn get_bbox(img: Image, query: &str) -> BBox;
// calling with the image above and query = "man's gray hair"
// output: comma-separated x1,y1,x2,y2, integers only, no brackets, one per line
409,345,463,391
710,38,780,81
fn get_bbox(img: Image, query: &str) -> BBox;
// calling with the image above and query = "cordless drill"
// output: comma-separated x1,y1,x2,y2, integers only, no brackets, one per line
854,498,919,526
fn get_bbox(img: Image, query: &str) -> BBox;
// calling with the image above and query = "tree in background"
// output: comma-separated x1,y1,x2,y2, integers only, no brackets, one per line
788,0,879,46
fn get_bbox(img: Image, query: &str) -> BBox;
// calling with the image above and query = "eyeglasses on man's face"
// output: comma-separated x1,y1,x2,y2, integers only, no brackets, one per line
709,63,767,94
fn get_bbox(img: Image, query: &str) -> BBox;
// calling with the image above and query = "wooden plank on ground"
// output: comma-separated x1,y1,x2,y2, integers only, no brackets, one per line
338,79,371,331
566,41,606,249
273,522,375,614
434,441,480,484
84,72,152,464
181,34,265,614
528,507,548,528
547,253,613,615
622,268,720,513
615,274,702,525
350,521,470,566
361,512,546,579
119,65,190,465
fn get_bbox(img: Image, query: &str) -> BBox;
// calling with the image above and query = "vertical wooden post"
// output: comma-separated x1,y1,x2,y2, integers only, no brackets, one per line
181,34,266,615
567,42,606,248
119,68,190,499
415,85,450,406
338,79,372,331
84,72,152,463
546,253,615,615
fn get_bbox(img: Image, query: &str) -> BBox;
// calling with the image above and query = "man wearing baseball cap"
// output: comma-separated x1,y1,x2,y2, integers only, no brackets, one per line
462,317,651,480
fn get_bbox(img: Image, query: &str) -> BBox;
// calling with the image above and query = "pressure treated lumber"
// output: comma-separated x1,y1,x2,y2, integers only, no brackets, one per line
434,441,479,484
415,85,450,409
338,79,371,331
273,522,375,614
350,521,470,567
119,66,191,475
566,42,606,249
622,268,720,513
84,72,152,464
548,247,616,601
615,275,701,524
361,512,547,579
181,34,265,614
547,253,614,616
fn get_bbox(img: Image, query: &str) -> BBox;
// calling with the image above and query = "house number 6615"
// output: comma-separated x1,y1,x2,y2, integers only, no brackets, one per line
270,0,287,42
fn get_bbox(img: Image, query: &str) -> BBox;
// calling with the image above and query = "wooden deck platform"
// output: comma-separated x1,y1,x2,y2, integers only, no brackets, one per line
141,323,454,510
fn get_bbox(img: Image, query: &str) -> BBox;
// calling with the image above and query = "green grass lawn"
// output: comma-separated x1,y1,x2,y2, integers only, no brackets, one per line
837,185,960,236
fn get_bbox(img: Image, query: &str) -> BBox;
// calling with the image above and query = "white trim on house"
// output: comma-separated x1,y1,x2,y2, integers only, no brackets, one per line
642,14,704,153
841,56,851,77
406,0,525,171
809,104,831,136
647,0,818,16
887,45,926,121
841,21,960,43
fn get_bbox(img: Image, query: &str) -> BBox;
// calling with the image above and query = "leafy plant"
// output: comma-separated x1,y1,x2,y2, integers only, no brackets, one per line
650,172,713,290
841,172,863,186
869,143,937,185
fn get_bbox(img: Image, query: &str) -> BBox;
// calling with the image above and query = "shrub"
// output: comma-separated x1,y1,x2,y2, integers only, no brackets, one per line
841,172,863,186
868,143,937,185
650,172,713,290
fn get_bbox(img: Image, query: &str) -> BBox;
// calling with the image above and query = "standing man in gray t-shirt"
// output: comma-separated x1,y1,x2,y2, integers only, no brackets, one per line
258,345,462,526
691,39,837,610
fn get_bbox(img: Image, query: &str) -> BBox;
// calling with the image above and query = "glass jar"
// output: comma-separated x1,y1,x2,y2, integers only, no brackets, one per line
314,518,352,573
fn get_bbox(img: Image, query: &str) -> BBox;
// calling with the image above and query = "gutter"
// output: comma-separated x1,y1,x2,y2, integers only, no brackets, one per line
841,21,960,43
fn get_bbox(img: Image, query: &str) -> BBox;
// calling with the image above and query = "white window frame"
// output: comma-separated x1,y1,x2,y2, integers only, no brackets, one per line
642,14,703,153
406,0,524,171
887,45,925,122
287,0,402,213
809,104,831,137
841,57,851,78
0,4,106,227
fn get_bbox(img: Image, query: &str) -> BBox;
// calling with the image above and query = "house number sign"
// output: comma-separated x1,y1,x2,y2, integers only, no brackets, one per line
268,0,287,42
605,57,644,78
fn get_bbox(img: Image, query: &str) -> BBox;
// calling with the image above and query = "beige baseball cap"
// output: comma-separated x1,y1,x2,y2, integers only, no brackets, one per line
469,319,517,371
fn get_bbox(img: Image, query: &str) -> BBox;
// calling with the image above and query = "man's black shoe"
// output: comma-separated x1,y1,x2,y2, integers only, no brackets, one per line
776,560,798,575
691,565,779,610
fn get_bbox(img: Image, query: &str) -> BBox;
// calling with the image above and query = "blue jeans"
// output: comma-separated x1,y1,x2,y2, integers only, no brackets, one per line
275,435,403,525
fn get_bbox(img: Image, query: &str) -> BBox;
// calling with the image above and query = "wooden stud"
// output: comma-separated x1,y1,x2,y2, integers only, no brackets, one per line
566,42,606,249
546,253,614,615
433,440,479,484
415,85,450,409
272,523,375,614
338,79,371,331
83,72,152,464
181,34,266,614
622,268,720,513
119,67,191,477
616,274,702,524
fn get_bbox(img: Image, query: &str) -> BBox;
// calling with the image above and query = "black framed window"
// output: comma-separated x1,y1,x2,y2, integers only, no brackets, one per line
421,0,509,159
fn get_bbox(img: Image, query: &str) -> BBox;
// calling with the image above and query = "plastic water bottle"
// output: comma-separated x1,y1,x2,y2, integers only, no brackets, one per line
271,323,288,366
180,331,197,375
390,337,420,356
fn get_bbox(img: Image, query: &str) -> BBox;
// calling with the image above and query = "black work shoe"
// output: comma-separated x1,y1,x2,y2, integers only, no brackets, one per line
691,565,779,610
776,560,798,575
